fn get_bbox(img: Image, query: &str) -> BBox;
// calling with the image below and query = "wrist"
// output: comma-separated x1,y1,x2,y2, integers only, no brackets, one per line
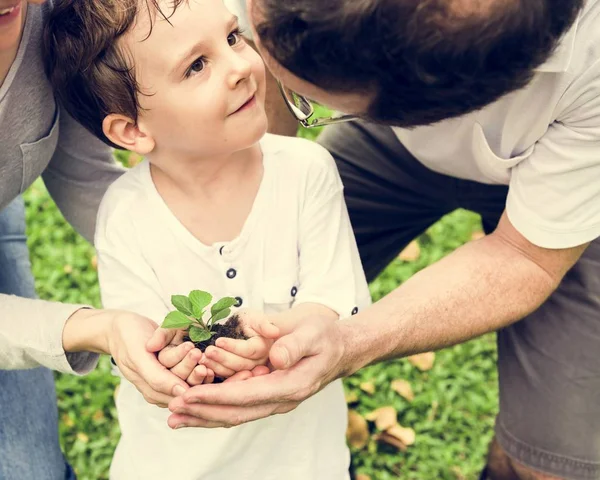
62,308,116,355
336,321,364,377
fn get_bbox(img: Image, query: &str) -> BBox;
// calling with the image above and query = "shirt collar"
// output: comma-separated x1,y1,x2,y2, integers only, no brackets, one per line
535,14,580,73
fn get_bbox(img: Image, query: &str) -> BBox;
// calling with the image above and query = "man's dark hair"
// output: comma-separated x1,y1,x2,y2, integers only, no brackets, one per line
254,0,584,127
44,0,184,148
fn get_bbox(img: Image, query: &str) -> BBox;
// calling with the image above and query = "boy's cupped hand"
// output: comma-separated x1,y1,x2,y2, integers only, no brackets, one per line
153,329,215,386
201,310,281,378
148,310,280,386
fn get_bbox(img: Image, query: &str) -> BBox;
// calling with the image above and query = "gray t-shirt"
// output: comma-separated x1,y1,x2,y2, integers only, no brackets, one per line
0,2,123,373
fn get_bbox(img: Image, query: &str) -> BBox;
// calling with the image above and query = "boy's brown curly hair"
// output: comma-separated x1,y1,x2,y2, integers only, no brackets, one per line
44,0,185,148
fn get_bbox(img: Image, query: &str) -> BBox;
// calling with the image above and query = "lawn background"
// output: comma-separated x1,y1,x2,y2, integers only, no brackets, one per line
24,123,498,480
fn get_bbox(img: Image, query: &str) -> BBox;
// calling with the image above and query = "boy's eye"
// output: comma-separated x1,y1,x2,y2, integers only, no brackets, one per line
227,29,242,46
186,57,205,77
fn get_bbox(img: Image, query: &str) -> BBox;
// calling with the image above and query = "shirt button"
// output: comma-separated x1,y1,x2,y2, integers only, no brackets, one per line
219,246,225,255
351,307,359,315
291,286,298,297
234,296,243,307
226,268,237,279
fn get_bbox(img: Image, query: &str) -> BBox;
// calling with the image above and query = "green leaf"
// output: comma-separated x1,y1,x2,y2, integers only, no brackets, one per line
171,295,192,316
211,307,230,324
161,311,193,329
192,304,203,319
189,290,212,318
211,296,237,317
189,325,213,343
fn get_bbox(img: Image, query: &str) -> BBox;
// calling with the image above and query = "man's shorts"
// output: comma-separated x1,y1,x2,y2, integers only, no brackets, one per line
319,120,600,480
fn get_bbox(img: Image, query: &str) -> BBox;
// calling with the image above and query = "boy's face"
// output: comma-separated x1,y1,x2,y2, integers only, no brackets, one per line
125,0,267,159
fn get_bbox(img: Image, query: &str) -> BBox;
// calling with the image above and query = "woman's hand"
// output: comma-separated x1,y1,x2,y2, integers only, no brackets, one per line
63,308,191,407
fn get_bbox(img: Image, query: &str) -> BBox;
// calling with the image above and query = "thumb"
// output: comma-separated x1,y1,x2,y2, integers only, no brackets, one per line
269,323,321,370
138,351,189,397
255,320,280,339
146,327,177,353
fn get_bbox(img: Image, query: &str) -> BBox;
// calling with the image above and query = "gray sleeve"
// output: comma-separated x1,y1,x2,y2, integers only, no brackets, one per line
42,109,124,244
0,294,99,374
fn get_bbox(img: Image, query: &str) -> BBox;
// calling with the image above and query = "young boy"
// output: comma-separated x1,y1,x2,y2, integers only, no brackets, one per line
45,0,370,479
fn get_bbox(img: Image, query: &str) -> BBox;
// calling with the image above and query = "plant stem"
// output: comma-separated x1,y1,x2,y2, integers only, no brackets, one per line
194,318,209,331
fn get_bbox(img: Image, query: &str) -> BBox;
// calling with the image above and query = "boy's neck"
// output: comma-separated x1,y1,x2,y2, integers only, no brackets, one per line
148,143,262,198
148,142,265,246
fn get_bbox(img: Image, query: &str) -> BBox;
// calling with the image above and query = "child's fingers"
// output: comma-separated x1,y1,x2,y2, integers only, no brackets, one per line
205,368,215,384
214,336,269,360
204,345,262,372
170,348,203,380
187,364,208,386
157,342,194,368
200,355,237,378
251,365,271,377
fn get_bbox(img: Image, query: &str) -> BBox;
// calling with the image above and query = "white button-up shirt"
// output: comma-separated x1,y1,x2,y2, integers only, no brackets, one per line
394,0,600,248
95,134,370,480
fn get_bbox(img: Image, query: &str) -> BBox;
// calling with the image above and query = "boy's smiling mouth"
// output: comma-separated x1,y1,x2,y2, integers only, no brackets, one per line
229,92,257,116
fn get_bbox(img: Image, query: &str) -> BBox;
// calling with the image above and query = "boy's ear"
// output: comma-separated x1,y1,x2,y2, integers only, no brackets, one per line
102,114,155,155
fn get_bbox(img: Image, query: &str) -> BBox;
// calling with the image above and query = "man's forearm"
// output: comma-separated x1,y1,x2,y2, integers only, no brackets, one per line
338,235,565,376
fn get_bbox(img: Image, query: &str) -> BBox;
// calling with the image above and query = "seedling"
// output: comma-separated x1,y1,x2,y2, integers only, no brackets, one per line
161,290,237,343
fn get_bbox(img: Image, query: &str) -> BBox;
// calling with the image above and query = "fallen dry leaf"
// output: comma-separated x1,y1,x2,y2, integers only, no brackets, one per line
91,255,98,271
391,379,414,401
470,230,486,241
408,352,435,371
346,410,369,449
61,414,74,428
398,240,421,261
386,424,416,446
356,475,372,480
451,466,467,480
365,406,397,431
376,432,408,452
359,381,376,395
92,410,105,422
345,391,359,404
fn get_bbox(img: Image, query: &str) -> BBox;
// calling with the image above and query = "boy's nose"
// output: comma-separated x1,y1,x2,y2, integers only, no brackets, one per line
226,55,253,88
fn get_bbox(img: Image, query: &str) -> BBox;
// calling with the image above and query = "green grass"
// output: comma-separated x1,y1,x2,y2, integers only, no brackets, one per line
23,133,498,479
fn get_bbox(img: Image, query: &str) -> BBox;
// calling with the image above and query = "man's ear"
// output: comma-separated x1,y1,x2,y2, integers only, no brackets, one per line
102,114,155,155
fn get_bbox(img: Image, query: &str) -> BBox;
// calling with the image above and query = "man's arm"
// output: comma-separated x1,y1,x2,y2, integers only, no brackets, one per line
166,211,587,428
337,211,587,375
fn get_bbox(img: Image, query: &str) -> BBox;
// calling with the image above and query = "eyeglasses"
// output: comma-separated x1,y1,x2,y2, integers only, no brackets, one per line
276,80,358,129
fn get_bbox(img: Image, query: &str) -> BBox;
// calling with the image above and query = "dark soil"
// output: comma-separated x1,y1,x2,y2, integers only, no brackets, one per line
183,314,247,352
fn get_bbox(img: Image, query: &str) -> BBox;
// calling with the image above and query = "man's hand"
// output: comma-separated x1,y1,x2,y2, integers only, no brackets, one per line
166,315,348,429
200,310,280,378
